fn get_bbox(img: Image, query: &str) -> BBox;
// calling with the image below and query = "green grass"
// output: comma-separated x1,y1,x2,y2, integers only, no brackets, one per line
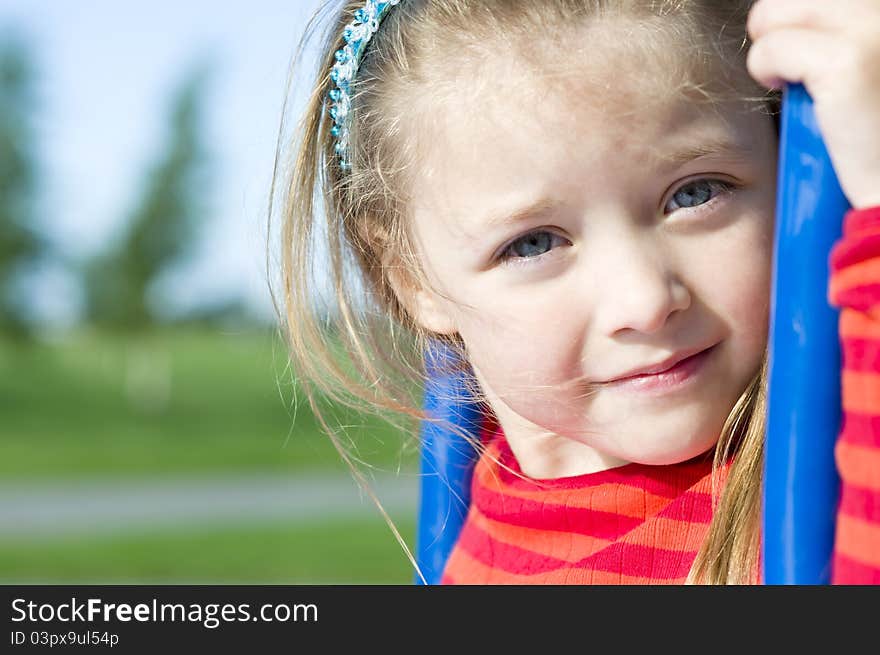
0,516,418,584
0,328,420,480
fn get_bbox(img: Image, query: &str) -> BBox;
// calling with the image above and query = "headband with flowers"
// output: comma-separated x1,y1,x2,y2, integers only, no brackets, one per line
328,0,402,169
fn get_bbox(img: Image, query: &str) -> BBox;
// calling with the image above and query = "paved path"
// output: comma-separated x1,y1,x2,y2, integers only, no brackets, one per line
0,472,420,538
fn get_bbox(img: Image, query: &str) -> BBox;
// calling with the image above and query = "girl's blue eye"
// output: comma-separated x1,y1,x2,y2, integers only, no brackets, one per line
500,230,567,263
665,178,734,213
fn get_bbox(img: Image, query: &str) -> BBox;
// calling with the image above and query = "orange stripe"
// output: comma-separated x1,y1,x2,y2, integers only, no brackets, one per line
475,460,676,517
443,548,677,584
835,514,880,569
836,441,880,490
841,370,880,415
829,258,880,301
469,509,611,562
467,508,709,565
839,309,880,340
621,515,711,553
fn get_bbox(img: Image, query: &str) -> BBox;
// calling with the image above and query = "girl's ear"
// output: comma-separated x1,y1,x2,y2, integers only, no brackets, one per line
385,256,458,336
410,287,458,336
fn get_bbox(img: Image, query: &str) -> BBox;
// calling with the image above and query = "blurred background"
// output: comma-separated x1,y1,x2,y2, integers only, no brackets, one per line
0,0,420,583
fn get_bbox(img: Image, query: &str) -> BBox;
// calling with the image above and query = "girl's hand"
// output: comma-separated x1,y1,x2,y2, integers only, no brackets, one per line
747,0,880,209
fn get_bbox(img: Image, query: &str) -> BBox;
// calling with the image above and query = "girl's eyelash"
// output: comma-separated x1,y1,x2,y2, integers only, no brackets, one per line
497,230,570,267
664,178,738,214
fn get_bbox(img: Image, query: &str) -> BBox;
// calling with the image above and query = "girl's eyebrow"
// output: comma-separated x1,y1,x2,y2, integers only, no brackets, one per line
660,136,755,169
481,197,560,231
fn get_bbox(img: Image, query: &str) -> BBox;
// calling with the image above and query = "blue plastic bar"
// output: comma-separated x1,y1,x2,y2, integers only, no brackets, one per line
763,84,849,584
415,340,482,585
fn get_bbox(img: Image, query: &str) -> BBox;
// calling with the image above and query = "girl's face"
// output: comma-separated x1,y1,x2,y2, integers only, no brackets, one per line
403,44,778,478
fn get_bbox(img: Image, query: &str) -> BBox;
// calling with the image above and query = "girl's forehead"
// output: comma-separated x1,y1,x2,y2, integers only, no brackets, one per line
418,70,754,179
423,12,729,108
410,17,756,176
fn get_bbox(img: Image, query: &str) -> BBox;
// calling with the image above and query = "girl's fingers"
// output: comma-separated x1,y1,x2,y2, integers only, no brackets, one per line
747,0,874,41
747,28,839,90
748,0,880,208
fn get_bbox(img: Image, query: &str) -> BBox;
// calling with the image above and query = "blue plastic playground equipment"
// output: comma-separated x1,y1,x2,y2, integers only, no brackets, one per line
763,84,850,584
414,84,852,585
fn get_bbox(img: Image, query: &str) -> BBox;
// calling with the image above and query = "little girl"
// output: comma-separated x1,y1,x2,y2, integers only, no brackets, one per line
274,0,880,584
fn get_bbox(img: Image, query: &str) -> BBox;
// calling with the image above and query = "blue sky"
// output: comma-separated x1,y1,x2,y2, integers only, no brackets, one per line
2,0,327,325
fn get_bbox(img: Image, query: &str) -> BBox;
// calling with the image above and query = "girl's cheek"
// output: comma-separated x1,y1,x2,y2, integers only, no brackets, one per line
468,328,571,390
466,298,573,339
720,268,772,355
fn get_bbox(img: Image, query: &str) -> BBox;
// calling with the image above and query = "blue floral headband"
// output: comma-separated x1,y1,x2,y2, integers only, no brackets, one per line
328,0,402,170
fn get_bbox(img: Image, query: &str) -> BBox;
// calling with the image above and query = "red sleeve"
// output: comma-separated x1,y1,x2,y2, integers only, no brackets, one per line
828,205,880,584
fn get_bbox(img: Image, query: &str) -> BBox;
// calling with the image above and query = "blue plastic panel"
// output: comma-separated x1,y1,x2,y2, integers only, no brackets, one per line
763,84,849,584
415,341,482,585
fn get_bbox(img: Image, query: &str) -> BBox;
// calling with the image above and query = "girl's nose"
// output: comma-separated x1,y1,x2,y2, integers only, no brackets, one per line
592,241,691,337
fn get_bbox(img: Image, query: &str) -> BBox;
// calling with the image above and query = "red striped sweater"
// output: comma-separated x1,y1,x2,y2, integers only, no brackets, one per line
442,205,880,585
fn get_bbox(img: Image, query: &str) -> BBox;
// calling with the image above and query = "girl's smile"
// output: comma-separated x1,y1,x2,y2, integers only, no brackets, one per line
599,341,720,396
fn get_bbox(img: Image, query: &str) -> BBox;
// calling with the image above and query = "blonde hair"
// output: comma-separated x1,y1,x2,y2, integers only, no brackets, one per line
271,0,778,584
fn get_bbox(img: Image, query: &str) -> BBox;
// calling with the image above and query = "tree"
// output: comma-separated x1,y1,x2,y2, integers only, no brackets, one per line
85,61,214,330
0,29,43,338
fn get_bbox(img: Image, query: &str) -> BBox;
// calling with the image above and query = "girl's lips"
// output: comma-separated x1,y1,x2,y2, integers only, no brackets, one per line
605,344,717,394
